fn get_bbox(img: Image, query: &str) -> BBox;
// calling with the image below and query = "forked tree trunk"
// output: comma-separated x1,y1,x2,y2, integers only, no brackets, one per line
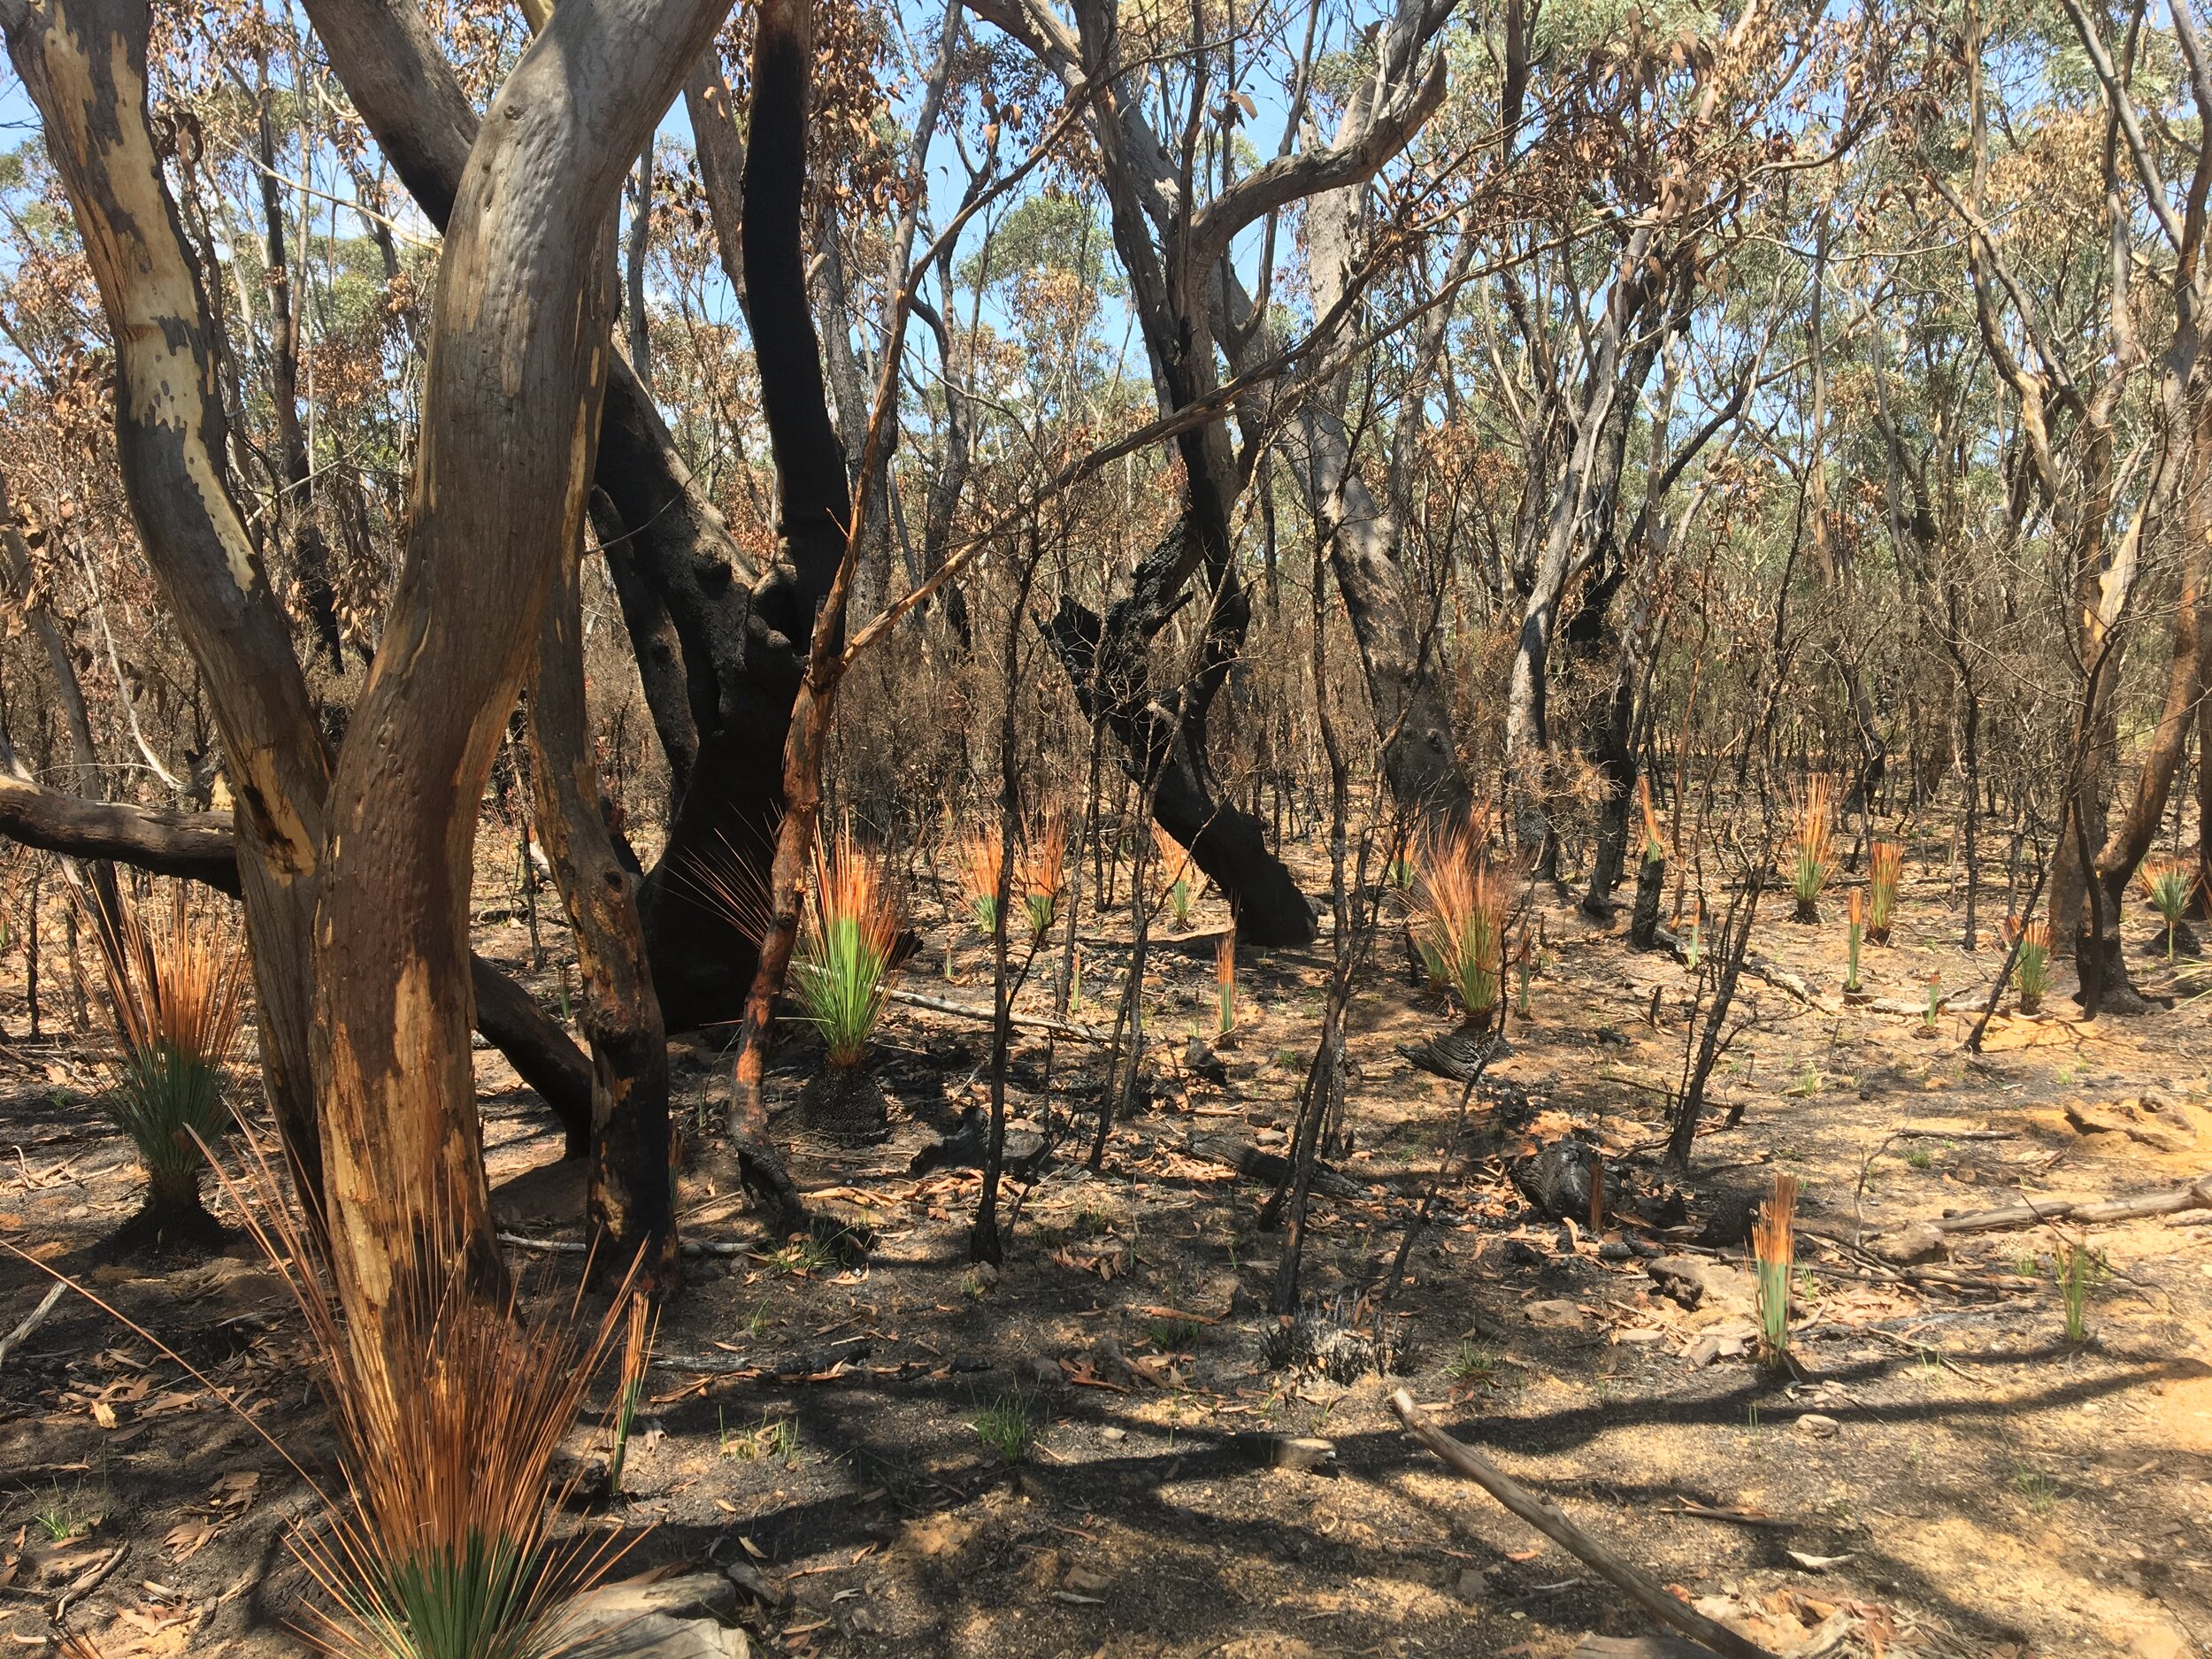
307,0,730,1358
1041,547,1316,948
1291,183,1475,839
301,0,838,1037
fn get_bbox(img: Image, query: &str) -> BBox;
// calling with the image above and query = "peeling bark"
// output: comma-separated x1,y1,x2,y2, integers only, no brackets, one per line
3,0,333,1197
307,0,730,1355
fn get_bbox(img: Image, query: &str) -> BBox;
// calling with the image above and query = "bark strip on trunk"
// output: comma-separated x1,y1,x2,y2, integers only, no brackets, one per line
527,536,676,1287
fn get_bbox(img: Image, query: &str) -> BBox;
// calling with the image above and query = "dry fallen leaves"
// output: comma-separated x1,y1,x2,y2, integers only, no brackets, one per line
207,1471,257,1513
161,1518,216,1562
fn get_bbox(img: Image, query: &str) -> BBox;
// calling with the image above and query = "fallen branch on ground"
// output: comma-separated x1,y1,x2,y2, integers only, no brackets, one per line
495,1231,757,1260
887,987,1109,1042
1187,1135,1365,1199
1655,926,1813,1010
0,1281,65,1370
1916,1176,2212,1236
1390,1389,1778,1659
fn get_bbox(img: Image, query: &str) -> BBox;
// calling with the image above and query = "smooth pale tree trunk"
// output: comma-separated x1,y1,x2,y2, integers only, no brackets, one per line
2,0,334,1197
0,465,126,946
1502,232,1655,852
309,0,732,1362
2088,275,2212,920
816,203,895,623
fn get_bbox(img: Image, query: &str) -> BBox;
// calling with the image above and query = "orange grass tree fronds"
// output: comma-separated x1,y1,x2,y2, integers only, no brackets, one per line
1018,811,1067,941
208,1134,643,1659
685,824,903,1065
957,825,1007,935
1788,775,1835,922
1409,822,1509,1027
2137,856,2194,960
1752,1171,1798,1364
83,883,249,1248
1866,838,1903,943
1154,824,1195,926
2003,914,2053,1013
795,822,905,1067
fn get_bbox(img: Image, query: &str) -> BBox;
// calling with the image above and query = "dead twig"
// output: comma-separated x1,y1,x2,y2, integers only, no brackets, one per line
887,987,1110,1043
1390,1389,1778,1659
0,1280,64,1369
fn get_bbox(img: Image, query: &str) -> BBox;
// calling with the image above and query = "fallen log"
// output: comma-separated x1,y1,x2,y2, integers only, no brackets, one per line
1188,1134,1364,1199
1390,1389,1778,1659
1924,1176,2212,1235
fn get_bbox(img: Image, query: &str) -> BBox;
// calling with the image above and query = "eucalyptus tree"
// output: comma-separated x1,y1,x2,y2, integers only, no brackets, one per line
968,0,1459,947
1484,0,1880,867
1903,0,2212,1009
1,0,733,1362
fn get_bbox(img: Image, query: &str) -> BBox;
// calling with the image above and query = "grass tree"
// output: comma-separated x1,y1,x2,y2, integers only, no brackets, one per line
2137,857,2194,960
1410,824,1509,1031
1788,775,1836,923
793,824,904,1070
89,887,246,1255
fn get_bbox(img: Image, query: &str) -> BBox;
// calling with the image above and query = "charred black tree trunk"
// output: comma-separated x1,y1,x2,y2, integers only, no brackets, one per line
1630,856,1666,949
1042,524,1312,948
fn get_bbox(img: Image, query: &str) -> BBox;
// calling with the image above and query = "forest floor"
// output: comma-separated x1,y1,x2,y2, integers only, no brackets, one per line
1,835,2209,1659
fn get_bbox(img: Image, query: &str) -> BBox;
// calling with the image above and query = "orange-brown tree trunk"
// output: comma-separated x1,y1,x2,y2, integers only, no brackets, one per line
2096,549,2208,914
307,0,730,1358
